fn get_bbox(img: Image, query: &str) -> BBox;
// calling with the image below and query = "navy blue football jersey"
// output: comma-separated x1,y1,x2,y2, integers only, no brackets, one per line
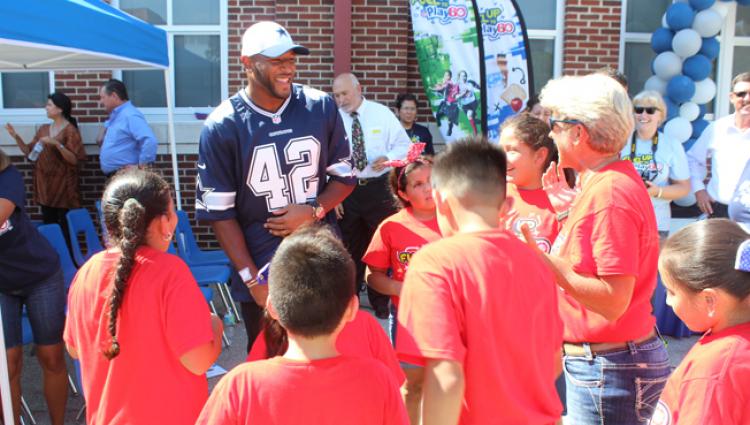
196,84,354,272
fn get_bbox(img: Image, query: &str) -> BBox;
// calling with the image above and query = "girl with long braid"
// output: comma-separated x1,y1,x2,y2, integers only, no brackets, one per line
63,169,223,425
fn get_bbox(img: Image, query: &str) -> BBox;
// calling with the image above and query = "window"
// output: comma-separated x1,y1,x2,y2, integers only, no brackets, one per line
622,0,748,117
719,4,750,116
621,0,672,99
517,0,564,95
0,72,52,110
117,0,225,110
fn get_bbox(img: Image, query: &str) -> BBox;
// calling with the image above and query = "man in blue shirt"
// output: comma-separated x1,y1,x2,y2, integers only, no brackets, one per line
195,21,355,350
97,79,158,176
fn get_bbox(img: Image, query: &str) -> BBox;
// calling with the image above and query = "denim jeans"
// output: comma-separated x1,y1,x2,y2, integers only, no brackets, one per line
563,336,670,424
0,269,66,348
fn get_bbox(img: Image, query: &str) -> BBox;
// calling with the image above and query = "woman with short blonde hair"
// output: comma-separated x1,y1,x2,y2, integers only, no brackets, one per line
529,73,670,424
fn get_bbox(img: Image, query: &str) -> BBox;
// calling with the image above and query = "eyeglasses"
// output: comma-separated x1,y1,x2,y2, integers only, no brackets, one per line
634,106,658,114
732,91,749,98
548,117,582,130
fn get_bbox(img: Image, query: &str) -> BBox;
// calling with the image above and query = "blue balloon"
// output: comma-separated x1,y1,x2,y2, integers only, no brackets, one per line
683,138,698,151
667,75,697,103
697,103,707,120
691,118,709,138
683,54,712,80
739,0,750,5
665,97,680,120
689,0,715,10
699,37,720,60
651,28,675,53
666,3,696,30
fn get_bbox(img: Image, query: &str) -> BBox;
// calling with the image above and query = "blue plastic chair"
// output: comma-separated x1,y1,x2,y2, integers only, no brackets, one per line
173,211,239,322
66,209,104,267
37,224,78,289
94,200,110,246
167,243,230,346
175,210,229,266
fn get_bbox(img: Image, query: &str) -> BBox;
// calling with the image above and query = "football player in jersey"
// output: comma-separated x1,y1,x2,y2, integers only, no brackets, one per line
195,21,356,350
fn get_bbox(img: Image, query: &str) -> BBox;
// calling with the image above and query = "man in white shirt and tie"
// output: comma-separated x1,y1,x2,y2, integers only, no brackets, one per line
332,73,411,318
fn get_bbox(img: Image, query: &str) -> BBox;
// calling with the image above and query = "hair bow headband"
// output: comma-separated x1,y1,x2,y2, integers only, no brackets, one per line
735,239,750,272
382,143,426,169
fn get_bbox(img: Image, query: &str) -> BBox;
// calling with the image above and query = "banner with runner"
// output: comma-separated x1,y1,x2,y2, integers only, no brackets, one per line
409,0,533,142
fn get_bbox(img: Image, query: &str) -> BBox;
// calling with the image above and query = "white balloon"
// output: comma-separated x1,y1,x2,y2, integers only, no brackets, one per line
664,117,693,143
645,76,668,94
674,192,696,207
691,78,717,104
654,52,683,80
672,29,703,58
693,10,723,38
679,102,700,121
709,1,729,19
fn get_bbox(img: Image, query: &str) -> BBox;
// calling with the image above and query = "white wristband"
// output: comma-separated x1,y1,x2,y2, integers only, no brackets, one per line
238,266,253,283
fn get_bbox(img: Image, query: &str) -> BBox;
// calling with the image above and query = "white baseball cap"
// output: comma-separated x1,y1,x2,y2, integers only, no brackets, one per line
241,21,310,58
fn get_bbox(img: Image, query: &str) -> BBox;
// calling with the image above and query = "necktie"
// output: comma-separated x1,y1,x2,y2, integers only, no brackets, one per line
350,111,367,171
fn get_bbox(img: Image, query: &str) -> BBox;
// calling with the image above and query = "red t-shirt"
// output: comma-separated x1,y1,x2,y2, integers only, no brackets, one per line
196,355,409,424
503,184,560,253
247,310,405,385
397,229,563,425
551,160,658,343
362,207,441,309
650,322,750,425
63,247,215,425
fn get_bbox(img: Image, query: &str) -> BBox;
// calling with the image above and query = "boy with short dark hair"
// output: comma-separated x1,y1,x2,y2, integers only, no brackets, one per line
197,225,408,425
396,137,563,425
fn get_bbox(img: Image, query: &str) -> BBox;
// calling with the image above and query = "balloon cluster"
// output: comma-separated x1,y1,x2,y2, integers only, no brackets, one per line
646,0,742,151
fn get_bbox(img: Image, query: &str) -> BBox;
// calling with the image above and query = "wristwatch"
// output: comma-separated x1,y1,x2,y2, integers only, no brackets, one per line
307,199,326,221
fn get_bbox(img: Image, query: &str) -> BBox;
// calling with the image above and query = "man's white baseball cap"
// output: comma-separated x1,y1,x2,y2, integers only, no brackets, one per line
241,21,310,58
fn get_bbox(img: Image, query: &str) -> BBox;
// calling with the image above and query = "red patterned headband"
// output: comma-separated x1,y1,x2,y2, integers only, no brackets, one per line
383,143,426,169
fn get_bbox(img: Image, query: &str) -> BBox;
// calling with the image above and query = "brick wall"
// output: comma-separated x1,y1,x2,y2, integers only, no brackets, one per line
562,0,622,75
10,0,628,251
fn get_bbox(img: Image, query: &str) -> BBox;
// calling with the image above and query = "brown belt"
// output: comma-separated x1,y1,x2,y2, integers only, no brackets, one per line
563,330,657,357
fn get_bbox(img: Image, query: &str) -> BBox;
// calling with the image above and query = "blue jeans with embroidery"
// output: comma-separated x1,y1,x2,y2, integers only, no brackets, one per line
563,336,670,424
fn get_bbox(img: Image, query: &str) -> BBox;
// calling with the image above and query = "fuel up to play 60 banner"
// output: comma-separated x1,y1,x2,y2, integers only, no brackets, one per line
410,0,533,142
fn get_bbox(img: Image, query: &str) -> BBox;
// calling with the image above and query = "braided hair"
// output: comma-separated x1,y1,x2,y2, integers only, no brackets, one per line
100,169,171,359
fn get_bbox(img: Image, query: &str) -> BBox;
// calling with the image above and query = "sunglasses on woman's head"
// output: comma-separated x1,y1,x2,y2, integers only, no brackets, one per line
634,106,657,114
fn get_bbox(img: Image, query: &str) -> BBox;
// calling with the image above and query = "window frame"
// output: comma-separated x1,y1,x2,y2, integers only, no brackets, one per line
525,0,565,92
0,72,55,119
113,0,228,122
620,0,748,119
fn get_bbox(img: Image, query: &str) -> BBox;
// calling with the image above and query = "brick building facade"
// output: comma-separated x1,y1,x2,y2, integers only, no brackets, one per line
3,0,747,247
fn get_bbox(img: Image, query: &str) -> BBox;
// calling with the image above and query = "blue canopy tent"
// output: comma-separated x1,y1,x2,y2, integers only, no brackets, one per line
0,0,182,206
0,1,181,422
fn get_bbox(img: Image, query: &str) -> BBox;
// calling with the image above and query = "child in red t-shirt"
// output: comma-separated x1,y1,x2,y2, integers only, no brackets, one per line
363,152,440,424
499,114,571,253
63,169,223,425
396,138,563,425
247,309,405,385
650,219,750,425
197,225,408,425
